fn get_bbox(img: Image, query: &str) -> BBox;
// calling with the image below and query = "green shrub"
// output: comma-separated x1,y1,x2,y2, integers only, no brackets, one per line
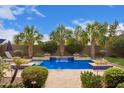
0,57,8,82
65,38,77,45
42,41,57,54
111,35,124,57
21,66,48,88
103,68,124,88
66,42,83,54
0,45,6,57
34,53,43,57
116,82,124,88
13,50,24,57
117,82,124,88
109,53,118,58
23,56,29,59
82,53,89,57
0,83,24,88
80,71,102,88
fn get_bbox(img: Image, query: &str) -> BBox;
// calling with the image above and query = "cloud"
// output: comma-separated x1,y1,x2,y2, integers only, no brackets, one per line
0,21,19,42
0,6,46,20
42,34,49,42
27,17,32,20
117,23,124,30
30,6,46,17
12,6,25,15
9,22,21,29
0,20,4,29
0,29,19,42
66,26,74,31
116,23,124,35
73,18,84,24
0,6,16,20
73,19,94,30
73,19,124,35
14,22,21,28
63,19,95,33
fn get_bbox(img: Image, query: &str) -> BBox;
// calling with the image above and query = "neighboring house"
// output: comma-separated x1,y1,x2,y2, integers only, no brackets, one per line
0,39,7,45
0,39,13,54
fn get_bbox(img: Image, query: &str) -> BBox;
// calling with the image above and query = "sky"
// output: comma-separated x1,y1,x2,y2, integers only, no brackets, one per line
0,5,124,42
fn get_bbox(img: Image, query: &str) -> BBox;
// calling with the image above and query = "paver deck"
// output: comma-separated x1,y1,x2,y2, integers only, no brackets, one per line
4,69,104,88
45,69,104,88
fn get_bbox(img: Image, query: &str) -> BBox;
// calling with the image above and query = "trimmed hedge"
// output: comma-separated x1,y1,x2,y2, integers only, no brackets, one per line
103,68,124,88
66,43,83,54
42,41,58,54
116,82,124,88
33,53,43,57
21,66,48,88
80,71,103,88
13,50,24,57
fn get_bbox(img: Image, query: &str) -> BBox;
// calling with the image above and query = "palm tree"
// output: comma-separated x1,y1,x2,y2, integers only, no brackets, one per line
50,24,72,56
10,58,27,84
74,25,88,47
105,21,118,56
86,22,108,59
14,26,43,58
13,35,22,45
108,21,118,44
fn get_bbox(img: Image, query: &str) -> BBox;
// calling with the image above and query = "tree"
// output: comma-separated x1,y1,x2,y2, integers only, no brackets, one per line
111,34,124,57
50,24,72,56
105,21,118,56
10,58,28,84
106,21,119,45
86,22,108,59
65,39,83,54
74,25,88,47
14,26,43,58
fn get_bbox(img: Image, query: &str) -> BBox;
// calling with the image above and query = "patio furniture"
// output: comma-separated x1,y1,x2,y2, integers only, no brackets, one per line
4,51,32,62
5,51,20,59
3,51,20,62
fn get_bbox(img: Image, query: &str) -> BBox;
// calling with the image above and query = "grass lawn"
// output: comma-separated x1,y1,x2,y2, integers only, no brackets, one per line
105,57,124,66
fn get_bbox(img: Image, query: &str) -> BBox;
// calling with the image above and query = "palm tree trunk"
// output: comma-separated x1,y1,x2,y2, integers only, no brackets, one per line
91,42,95,59
10,67,18,84
105,41,109,56
28,45,33,58
60,41,65,56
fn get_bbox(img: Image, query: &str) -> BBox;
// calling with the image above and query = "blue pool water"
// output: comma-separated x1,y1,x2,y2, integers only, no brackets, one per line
39,57,93,69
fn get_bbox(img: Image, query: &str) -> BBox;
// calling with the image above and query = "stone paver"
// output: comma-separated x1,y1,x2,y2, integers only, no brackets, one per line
45,69,104,88
4,69,104,88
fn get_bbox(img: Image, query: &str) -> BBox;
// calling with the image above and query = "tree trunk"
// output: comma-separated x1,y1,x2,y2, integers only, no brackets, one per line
59,41,65,56
105,41,109,56
10,67,18,84
91,42,95,59
28,45,33,58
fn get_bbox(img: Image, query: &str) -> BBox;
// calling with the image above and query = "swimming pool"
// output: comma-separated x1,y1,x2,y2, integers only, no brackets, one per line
39,57,93,69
